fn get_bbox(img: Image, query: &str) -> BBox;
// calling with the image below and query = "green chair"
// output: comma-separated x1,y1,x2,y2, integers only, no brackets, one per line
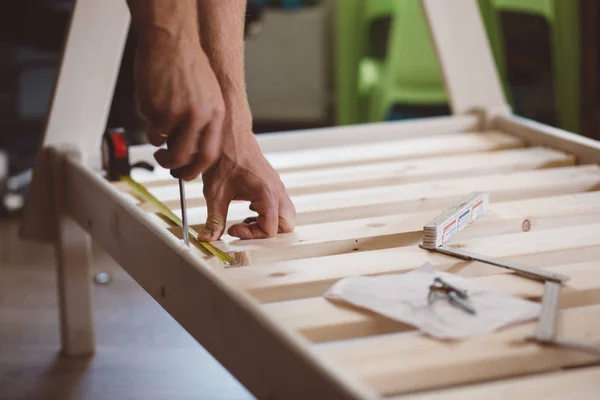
335,0,509,125
491,0,581,132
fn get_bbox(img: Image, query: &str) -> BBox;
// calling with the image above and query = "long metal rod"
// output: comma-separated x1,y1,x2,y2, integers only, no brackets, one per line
178,177,190,247
428,245,571,283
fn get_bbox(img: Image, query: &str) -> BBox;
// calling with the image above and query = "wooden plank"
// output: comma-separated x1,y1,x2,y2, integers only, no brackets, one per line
20,0,130,242
180,164,600,227
122,130,523,189
392,365,600,400
127,114,482,162
58,150,377,400
213,191,600,264
225,223,600,303
51,149,95,356
142,147,574,198
263,261,600,343
318,304,600,396
257,131,522,173
494,114,600,164
422,0,509,117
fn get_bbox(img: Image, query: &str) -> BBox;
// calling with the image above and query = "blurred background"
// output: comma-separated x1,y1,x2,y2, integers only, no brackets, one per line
0,0,599,215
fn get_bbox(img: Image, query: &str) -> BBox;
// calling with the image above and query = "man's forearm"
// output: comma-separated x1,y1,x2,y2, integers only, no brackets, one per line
196,0,252,128
126,0,200,48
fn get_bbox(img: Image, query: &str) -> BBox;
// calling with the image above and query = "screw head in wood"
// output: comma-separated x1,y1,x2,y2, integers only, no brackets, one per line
94,272,111,284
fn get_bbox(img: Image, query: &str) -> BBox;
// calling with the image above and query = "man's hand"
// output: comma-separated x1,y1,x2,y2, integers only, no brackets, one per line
198,128,296,241
127,0,225,180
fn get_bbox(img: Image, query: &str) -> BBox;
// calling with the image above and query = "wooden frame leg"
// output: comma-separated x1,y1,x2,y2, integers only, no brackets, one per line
52,149,95,356
54,215,95,356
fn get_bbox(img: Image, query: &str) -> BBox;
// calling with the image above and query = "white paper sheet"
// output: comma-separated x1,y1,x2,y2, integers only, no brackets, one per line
323,263,541,339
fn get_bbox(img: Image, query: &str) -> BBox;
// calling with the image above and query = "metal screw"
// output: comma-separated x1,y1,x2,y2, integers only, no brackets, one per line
94,272,111,285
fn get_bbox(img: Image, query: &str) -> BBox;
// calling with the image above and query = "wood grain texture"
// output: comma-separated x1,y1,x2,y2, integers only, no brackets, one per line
51,149,95,356
495,114,600,164
225,223,600,303
142,146,574,198
59,151,377,400
213,191,600,265
178,164,600,227
318,304,600,396
264,261,600,343
392,365,600,400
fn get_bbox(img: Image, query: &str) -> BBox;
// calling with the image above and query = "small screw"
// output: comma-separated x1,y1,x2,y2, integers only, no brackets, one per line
94,272,111,284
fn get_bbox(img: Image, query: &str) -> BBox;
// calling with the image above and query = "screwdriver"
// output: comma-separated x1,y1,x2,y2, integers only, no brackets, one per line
166,135,190,248
178,176,190,247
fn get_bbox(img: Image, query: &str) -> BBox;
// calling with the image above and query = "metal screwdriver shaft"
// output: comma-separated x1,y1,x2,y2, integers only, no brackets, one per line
178,177,190,247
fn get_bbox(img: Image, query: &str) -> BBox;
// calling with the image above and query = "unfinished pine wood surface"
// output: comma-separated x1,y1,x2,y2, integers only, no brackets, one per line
318,304,600,396
263,260,600,343
142,146,574,201
51,149,95,356
100,117,600,398
210,191,600,265
60,151,378,400
224,223,600,303
393,365,600,400
171,164,600,227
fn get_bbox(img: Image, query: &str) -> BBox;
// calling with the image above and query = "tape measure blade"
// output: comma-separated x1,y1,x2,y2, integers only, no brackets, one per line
120,176,236,265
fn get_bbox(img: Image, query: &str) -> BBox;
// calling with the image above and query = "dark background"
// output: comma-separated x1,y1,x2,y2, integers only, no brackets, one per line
1,0,599,177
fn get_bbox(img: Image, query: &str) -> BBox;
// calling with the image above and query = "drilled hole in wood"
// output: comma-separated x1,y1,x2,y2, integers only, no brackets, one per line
522,219,531,232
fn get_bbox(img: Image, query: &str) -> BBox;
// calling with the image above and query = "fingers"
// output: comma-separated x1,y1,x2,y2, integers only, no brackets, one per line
147,117,178,147
179,113,224,181
153,107,210,171
228,190,296,240
197,188,231,242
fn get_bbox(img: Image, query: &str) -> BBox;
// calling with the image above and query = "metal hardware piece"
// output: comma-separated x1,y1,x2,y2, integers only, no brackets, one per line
428,277,476,315
178,177,190,248
424,244,570,283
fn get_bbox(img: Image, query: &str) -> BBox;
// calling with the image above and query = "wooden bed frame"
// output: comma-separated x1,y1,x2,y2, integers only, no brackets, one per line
20,0,600,398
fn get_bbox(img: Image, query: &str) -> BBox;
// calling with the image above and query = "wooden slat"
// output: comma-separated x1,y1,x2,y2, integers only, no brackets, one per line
248,131,521,173
224,223,600,303
255,114,481,153
128,131,523,191
214,191,600,264
126,114,482,164
179,164,600,228
263,261,600,343
318,304,600,396
392,365,600,400
143,146,574,199
495,114,600,164
422,0,508,115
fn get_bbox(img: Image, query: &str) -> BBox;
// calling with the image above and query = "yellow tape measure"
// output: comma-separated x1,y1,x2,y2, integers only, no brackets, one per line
121,176,237,266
